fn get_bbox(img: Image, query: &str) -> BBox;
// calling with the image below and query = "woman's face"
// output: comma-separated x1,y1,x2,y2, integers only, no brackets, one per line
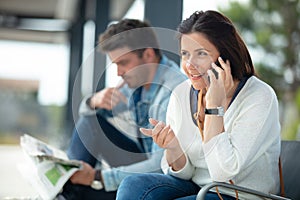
180,32,220,90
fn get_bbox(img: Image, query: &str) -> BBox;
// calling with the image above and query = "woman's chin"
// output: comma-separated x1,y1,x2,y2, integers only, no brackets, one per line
191,81,206,90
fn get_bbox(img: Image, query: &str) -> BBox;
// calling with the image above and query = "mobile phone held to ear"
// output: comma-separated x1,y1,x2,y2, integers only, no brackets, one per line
211,60,220,79
215,59,221,68
208,59,222,82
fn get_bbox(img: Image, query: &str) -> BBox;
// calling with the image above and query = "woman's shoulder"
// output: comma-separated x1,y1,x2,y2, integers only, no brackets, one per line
173,79,191,93
243,76,278,100
168,80,191,105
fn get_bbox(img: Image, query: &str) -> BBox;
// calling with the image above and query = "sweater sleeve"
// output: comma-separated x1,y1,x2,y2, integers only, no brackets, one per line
161,150,195,180
202,83,280,181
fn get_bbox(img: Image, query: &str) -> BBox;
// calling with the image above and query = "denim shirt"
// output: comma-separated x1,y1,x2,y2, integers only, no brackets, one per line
97,55,187,191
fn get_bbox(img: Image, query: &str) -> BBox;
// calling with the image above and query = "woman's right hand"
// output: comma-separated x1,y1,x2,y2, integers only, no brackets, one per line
141,118,186,170
140,118,179,150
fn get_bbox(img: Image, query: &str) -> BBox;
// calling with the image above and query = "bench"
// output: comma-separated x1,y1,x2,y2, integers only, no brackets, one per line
197,140,300,200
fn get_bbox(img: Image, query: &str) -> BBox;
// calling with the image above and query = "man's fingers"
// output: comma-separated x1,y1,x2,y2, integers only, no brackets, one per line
111,90,127,104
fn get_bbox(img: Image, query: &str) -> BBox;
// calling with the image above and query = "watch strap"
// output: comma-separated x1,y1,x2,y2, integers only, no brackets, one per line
94,169,102,181
205,106,224,116
91,170,104,190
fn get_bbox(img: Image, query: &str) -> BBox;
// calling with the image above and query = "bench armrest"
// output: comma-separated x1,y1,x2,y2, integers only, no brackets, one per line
196,182,290,200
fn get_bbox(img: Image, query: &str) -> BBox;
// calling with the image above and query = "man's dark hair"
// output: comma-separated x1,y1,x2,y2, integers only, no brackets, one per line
99,19,162,58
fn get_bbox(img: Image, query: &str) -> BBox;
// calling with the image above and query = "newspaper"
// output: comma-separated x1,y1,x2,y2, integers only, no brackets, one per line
19,134,82,200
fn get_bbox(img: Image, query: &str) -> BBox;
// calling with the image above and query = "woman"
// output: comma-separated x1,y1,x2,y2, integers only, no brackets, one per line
116,10,281,200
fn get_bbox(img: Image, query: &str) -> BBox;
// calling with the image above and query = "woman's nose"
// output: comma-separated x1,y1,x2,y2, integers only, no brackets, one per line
186,60,198,69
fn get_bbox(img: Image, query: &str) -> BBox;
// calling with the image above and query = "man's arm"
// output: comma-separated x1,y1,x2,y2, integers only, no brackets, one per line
68,142,163,192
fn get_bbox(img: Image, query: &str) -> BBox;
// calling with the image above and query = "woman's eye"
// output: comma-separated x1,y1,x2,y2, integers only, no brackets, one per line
180,51,189,57
197,51,208,56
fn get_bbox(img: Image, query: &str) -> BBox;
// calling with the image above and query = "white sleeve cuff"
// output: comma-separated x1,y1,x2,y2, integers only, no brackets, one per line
161,150,194,180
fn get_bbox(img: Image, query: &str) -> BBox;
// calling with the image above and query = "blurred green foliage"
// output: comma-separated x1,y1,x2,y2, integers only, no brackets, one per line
219,0,300,140
0,89,66,145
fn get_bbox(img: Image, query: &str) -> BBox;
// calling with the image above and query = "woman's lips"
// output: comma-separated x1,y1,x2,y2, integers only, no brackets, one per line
190,73,205,80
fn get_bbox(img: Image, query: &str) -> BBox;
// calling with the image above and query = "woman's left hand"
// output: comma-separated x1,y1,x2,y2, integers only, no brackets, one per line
206,57,235,108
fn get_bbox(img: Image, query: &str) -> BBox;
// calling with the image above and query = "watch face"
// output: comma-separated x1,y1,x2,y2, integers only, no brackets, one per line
91,180,103,190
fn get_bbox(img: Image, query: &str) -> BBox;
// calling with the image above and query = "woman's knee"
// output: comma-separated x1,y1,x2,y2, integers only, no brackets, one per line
117,173,163,200
120,174,150,190
117,174,144,199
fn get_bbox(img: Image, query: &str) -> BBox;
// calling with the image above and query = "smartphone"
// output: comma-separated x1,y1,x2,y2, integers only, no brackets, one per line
208,59,222,83
211,60,221,79
215,59,221,68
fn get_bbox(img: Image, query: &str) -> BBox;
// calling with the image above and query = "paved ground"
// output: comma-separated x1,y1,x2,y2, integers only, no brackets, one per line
0,145,39,199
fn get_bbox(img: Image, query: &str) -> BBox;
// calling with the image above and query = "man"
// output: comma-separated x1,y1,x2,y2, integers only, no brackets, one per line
60,19,186,199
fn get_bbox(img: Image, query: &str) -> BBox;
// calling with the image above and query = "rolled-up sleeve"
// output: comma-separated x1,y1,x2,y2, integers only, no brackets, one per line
79,94,97,116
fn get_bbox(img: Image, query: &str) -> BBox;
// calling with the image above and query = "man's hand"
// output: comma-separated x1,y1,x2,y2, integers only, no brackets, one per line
70,162,95,186
89,87,127,110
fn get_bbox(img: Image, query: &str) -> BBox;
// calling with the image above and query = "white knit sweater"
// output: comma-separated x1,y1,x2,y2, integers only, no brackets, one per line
161,76,281,199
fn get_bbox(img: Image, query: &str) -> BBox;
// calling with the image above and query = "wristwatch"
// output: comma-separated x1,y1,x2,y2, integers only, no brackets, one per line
205,106,224,116
91,170,103,190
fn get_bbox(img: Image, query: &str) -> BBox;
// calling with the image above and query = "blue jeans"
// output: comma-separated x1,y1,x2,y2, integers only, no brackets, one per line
116,173,236,200
62,114,147,200
67,113,146,167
